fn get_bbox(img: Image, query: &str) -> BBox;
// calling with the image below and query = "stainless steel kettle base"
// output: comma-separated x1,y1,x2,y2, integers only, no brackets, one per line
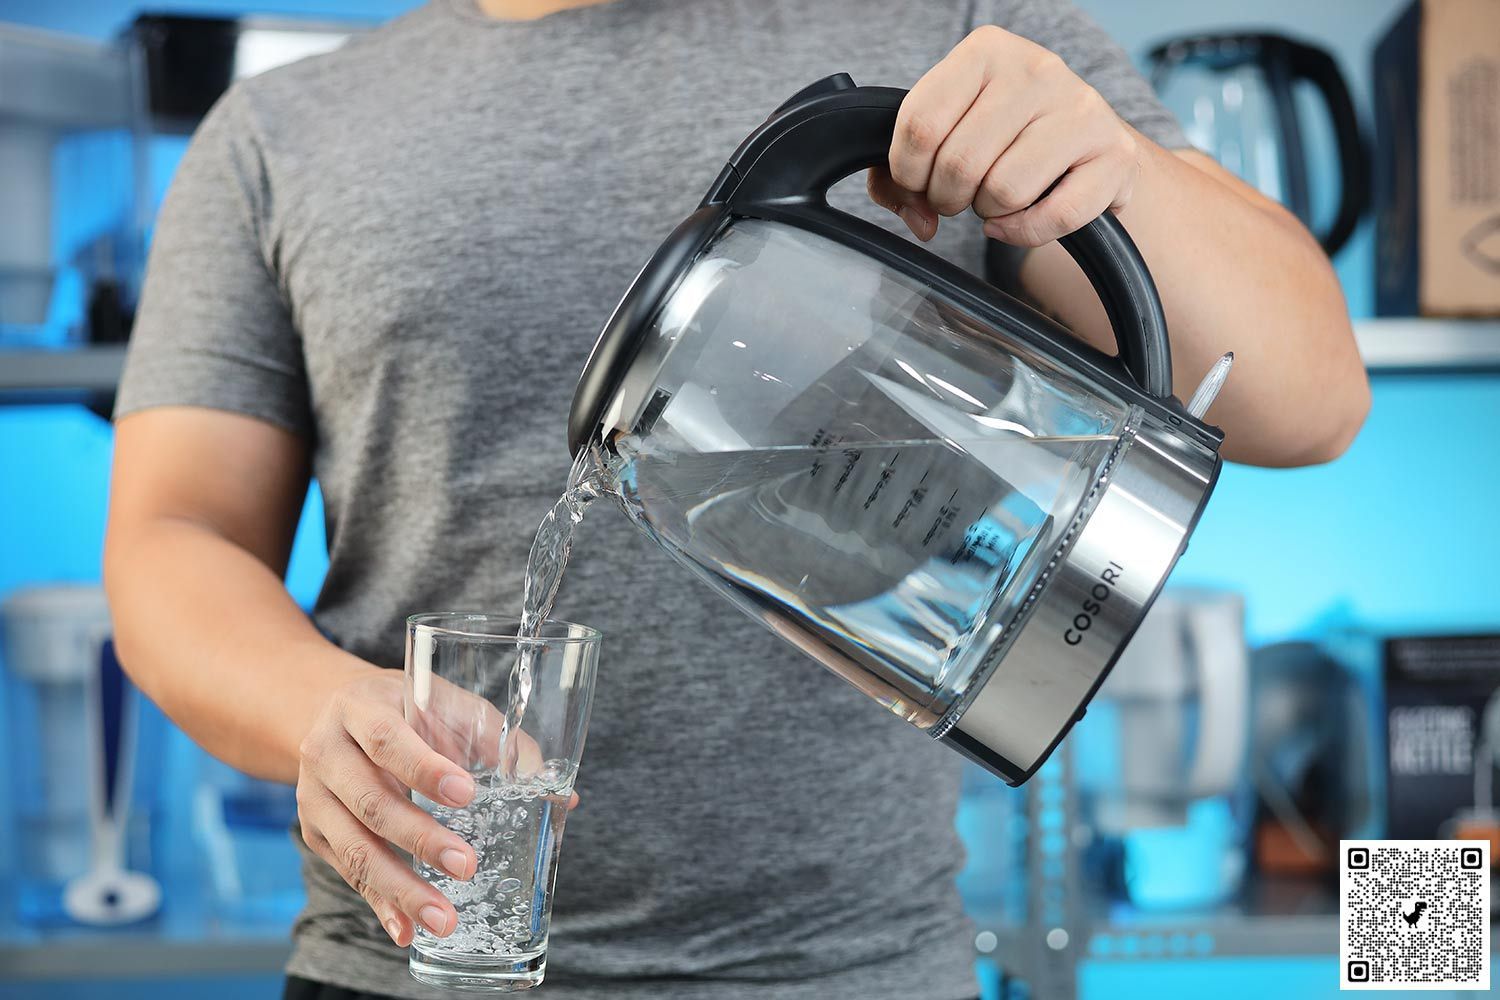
940,410,1221,785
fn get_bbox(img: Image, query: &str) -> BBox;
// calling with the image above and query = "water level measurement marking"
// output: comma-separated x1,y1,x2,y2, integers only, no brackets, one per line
807,428,835,478
862,451,899,509
923,490,961,546
893,472,930,528
953,522,1008,566
833,448,862,492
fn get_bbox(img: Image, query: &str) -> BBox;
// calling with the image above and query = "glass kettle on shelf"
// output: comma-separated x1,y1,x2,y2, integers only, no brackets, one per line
1148,32,1369,257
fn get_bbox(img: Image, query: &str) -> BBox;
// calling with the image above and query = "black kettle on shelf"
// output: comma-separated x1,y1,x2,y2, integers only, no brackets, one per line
1148,32,1369,257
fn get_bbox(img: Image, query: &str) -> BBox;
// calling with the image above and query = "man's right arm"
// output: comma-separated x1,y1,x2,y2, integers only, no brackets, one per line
105,406,363,783
104,406,476,945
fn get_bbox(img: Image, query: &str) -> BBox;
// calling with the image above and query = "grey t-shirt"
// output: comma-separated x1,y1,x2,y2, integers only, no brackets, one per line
117,1,1184,997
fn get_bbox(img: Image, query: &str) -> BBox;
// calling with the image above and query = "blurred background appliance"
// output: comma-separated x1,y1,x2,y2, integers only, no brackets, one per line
63,636,161,926
126,14,355,135
0,13,357,353
1248,641,1376,877
98,14,356,348
0,25,131,346
1077,589,1252,911
1149,32,1369,257
1330,631,1500,917
194,759,304,926
0,585,160,928
1444,689,1500,876
1382,634,1500,849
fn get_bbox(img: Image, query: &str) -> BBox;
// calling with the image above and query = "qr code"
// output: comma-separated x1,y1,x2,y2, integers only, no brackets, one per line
1341,839,1490,990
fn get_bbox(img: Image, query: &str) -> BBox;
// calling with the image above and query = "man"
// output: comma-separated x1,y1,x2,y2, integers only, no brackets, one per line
105,1,1369,998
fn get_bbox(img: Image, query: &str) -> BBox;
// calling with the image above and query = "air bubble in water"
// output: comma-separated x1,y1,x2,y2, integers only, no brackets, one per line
418,778,573,959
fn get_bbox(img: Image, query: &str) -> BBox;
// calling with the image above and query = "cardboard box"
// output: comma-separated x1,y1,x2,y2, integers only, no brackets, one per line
1375,0,1500,316
1384,634,1500,859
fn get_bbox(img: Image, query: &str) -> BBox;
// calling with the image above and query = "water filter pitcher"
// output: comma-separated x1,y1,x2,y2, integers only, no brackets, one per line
569,76,1228,784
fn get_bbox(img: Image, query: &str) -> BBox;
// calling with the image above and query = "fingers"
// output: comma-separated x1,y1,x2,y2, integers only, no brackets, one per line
969,112,1080,221
499,726,546,778
974,91,1134,223
417,673,550,777
924,82,1037,218
982,155,1123,247
421,672,509,768
888,32,993,197
867,168,938,241
299,784,458,945
342,697,476,807
320,742,477,880
874,24,1138,242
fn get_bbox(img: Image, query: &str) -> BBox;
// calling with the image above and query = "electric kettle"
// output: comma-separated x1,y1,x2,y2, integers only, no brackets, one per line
569,75,1228,784
1148,33,1369,257
1084,590,1250,831
1077,590,1252,911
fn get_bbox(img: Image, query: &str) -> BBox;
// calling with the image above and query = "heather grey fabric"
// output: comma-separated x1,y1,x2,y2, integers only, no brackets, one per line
117,1,1184,996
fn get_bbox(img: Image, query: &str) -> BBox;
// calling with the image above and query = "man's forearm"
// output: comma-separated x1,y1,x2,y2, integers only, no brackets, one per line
105,516,372,784
1022,132,1370,467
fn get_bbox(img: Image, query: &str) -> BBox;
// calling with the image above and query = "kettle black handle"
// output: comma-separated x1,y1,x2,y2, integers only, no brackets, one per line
1279,39,1369,257
707,77,1175,400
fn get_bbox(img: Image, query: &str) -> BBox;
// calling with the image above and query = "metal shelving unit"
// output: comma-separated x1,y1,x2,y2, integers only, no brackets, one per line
1355,318,1500,373
0,320,1493,403
969,743,1345,999
969,744,1500,999
978,907,1341,997
0,346,128,396
0,934,290,980
1069,883,1340,961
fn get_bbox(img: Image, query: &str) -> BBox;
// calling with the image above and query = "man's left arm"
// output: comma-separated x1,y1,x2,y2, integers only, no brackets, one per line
869,25,1370,468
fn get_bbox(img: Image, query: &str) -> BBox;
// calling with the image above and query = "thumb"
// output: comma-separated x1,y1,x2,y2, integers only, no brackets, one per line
866,166,938,242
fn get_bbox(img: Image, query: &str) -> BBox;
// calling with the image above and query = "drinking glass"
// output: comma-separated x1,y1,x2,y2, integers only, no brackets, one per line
403,613,600,991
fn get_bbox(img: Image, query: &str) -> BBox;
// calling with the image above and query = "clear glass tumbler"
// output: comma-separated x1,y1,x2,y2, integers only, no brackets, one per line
403,613,600,991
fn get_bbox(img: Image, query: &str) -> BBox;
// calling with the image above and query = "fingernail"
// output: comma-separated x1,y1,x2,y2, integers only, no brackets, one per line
897,206,925,238
419,905,450,936
385,918,403,945
440,848,470,879
439,773,474,806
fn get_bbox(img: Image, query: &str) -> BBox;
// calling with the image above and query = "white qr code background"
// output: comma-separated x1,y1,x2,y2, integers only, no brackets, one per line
1341,840,1490,990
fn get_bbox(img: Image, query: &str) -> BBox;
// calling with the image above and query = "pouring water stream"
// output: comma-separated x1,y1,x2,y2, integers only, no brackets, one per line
499,450,608,782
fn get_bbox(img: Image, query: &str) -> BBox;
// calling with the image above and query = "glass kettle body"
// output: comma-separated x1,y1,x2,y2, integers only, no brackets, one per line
570,77,1225,784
